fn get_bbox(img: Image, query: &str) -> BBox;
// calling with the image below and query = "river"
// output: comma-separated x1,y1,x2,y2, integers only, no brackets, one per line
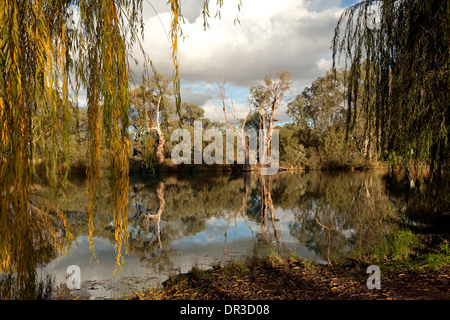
2,169,447,299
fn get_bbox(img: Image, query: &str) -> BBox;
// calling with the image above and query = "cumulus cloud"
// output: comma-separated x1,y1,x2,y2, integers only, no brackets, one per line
317,57,333,71
180,85,213,106
131,0,353,122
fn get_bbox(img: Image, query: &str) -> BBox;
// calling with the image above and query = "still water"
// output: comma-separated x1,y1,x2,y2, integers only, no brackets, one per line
3,169,436,299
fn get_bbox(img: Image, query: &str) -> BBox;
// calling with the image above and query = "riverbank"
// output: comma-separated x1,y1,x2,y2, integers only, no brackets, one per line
129,260,450,300
63,156,387,175
129,234,450,300
128,157,387,173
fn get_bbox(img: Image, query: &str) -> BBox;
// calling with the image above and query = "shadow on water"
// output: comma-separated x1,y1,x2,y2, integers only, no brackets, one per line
383,173,450,234
1,169,448,299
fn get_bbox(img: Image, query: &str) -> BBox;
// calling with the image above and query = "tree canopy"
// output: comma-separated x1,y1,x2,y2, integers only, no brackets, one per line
287,70,345,134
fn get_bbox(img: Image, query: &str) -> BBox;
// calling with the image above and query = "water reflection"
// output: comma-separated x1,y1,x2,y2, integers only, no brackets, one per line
2,170,417,299
283,172,397,265
0,193,73,299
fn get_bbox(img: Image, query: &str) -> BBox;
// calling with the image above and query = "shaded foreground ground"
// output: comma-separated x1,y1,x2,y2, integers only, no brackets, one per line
129,258,450,300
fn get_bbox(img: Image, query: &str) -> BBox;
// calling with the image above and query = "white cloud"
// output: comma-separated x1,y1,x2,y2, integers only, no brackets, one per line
203,101,250,123
133,0,347,122
317,57,333,71
180,85,213,106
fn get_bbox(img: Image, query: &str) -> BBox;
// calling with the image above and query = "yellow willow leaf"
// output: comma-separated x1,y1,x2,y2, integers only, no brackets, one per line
172,36,178,57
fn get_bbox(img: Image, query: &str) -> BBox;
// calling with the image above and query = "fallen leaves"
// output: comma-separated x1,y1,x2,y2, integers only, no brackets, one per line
129,261,450,301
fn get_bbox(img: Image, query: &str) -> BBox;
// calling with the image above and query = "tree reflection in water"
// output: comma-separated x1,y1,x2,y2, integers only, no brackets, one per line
0,190,73,299
224,173,253,255
2,170,415,298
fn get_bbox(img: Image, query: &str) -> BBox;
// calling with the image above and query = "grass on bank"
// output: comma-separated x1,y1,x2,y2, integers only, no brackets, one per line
352,230,450,270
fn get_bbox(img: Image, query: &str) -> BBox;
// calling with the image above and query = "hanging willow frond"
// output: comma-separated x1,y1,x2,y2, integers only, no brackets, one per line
0,0,75,294
332,0,449,179
0,0,236,288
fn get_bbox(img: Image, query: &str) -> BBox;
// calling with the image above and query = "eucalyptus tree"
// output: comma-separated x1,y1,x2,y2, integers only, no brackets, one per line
130,73,173,164
181,103,206,127
249,71,292,156
332,0,449,179
287,70,346,134
287,68,376,162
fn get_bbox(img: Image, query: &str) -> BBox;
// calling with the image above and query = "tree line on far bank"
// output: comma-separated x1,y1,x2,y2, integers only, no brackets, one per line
64,68,382,174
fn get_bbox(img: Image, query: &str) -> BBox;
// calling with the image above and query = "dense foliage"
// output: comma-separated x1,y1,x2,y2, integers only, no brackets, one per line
0,0,220,291
332,0,449,179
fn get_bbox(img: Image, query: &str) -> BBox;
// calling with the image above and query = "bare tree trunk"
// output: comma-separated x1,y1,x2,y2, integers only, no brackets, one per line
218,80,251,172
259,103,267,160
154,122,165,164
266,98,277,157
244,144,250,172
241,127,251,172
150,97,165,164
